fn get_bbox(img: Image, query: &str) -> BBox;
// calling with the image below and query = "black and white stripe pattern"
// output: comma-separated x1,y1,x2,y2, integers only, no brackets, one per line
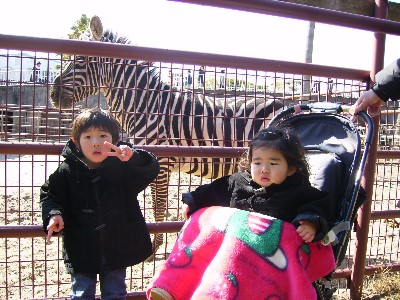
50,16,283,252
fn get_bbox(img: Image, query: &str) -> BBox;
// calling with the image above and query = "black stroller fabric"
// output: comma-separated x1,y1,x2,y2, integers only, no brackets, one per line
269,109,369,268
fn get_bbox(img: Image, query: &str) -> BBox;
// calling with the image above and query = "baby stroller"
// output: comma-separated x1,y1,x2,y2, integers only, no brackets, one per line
148,102,373,299
268,102,374,299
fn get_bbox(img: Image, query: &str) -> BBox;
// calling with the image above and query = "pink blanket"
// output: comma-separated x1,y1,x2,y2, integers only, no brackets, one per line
147,206,335,300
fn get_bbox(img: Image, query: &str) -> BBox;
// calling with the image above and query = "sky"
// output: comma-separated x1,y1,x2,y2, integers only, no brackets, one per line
1,0,400,71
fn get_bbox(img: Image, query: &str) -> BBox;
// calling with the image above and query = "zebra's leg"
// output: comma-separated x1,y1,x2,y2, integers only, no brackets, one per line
149,163,171,255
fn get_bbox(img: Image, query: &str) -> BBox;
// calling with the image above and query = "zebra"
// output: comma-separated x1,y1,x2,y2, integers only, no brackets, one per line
50,15,283,253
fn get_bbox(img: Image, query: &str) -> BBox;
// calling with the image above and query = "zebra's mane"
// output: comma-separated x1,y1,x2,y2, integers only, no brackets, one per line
100,29,131,45
99,29,160,80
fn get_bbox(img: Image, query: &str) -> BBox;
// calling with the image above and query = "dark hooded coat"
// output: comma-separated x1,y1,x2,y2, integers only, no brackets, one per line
41,140,160,273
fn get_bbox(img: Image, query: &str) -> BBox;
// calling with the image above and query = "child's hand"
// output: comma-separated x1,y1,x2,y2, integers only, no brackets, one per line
296,220,318,243
46,215,64,245
103,141,133,161
182,204,190,220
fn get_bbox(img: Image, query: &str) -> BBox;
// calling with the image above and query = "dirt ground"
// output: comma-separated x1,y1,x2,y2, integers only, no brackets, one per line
0,154,399,299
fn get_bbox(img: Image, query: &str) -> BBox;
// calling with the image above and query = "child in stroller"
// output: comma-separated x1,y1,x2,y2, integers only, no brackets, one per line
147,102,372,300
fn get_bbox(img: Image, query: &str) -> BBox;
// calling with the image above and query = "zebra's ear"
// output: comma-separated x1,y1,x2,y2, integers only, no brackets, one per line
90,15,103,41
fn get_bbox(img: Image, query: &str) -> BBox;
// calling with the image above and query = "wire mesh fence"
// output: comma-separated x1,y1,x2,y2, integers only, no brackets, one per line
0,14,399,299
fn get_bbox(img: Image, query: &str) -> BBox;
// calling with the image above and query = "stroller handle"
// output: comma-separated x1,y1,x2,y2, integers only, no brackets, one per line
356,110,374,145
271,103,374,145
270,103,343,120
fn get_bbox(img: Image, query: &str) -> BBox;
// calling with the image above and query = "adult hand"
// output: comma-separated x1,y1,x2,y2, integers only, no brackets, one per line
349,89,384,117
103,141,133,161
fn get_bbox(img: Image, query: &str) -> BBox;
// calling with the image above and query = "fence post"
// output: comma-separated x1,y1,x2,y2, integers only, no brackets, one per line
350,0,388,298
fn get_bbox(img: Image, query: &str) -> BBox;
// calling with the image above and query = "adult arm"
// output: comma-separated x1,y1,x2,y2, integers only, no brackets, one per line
351,58,400,115
371,58,400,101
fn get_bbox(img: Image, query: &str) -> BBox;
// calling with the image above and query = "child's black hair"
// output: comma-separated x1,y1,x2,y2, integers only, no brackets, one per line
239,125,310,181
71,108,120,145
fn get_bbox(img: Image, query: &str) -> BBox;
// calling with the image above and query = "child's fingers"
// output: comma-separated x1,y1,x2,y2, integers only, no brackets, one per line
103,141,118,151
46,216,64,244
47,217,64,232
120,146,133,159
297,223,315,242
298,229,313,242
102,141,119,157
102,142,132,161
46,229,54,245
104,141,125,156
103,146,121,157
47,218,56,231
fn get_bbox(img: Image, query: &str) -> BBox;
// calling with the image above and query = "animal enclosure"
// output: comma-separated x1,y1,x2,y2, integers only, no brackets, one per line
1,1,400,300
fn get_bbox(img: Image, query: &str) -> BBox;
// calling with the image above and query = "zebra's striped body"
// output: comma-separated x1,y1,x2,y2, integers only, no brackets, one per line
50,16,283,252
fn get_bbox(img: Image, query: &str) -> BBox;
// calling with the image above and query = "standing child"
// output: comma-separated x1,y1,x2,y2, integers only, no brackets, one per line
41,107,160,300
149,125,337,300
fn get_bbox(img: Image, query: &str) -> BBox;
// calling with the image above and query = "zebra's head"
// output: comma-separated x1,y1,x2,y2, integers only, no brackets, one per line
50,16,133,109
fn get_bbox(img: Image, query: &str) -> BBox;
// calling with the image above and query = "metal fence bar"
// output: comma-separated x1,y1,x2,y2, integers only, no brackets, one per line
0,222,185,239
0,34,370,81
1,142,399,159
170,0,400,35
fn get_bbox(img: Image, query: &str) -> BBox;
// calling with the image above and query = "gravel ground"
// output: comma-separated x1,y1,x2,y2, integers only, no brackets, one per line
0,155,399,299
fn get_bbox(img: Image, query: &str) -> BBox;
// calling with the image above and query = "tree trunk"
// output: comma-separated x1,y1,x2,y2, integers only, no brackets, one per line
302,21,315,98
